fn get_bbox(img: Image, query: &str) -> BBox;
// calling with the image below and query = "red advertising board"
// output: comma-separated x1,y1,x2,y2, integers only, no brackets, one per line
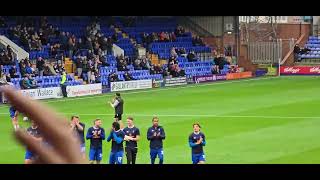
280,66,320,75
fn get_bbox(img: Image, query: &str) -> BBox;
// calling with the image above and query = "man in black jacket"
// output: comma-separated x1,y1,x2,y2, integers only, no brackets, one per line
108,93,124,129
36,57,45,76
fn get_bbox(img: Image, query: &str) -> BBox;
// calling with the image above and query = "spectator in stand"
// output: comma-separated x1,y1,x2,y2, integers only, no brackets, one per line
134,58,142,70
187,51,197,62
49,62,58,76
170,32,176,42
51,43,61,57
85,37,94,51
159,32,165,42
124,71,135,81
20,75,31,89
59,32,68,50
9,65,19,78
211,65,219,74
150,65,156,75
180,48,187,57
94,70,101,83
36,57,45,76
175,26,185,37
7,45,14,60
0,72,10,85
20,63,27,77
168,56,178,70
164,32,170,42
53,62,65,75
89,70,96,84
67,35,77,58
117,59,128,71
140,59,148,70
25,62,34,75
43,63,54,76
170,64,183,78
109,72,119,82
87,59,95,84
192,36,205,46
2,51,14,65
162,67,170,78
154,64,163,74
81,58,89,82
170,47,178,59
76,55,83,77
27,74,39,89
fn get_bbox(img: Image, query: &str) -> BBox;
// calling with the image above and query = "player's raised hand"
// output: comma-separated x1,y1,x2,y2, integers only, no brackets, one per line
1,86,88,164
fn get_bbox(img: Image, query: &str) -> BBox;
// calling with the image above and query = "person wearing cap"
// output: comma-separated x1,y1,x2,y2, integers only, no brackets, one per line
189,122,206,164
70,115,86,159
108,93,124,129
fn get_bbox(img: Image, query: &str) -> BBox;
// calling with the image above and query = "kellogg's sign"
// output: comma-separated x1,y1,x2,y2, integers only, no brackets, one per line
280,66,320,75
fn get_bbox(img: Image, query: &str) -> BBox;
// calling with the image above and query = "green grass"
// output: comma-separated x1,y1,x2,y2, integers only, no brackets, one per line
1,76,320,164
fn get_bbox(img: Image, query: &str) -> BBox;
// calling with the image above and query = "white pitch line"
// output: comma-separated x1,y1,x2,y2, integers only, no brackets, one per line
0,112,318,119
0,76,279,110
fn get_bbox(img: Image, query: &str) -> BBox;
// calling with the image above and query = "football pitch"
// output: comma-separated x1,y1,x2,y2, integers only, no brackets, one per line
1,76,320,164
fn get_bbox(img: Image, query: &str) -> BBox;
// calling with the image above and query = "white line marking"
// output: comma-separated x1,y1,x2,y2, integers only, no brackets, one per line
0,76,279,110
0,112,318,119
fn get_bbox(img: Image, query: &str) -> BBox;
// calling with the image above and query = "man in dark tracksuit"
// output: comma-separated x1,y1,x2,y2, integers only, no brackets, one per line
108,93,124,129
189,123,206,164
107,121,125,164
147,117,165,164
123,116,140,164
86,119,105,164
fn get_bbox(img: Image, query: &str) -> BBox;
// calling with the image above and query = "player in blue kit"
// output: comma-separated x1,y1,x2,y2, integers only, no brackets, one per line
86,119,105,164
9,106,19,130
25,120,42,164
189,123,206,164
147,116,165,164
107,121,125,164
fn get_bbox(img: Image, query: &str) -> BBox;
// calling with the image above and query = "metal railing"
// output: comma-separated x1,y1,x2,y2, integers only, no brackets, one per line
249,38,296,64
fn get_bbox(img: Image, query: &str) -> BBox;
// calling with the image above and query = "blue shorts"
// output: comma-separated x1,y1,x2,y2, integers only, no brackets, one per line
192,153,205,164
150,148,164,160
80,143,85,153
9,108,17,119
89,148,102,161
25,150,33,160
109,151,124,164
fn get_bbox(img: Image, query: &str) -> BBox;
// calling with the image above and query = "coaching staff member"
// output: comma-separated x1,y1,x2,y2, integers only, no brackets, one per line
108,93,124,129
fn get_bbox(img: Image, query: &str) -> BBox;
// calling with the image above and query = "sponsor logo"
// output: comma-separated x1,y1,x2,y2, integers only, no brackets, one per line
310,67,320,73
284,67,300,73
